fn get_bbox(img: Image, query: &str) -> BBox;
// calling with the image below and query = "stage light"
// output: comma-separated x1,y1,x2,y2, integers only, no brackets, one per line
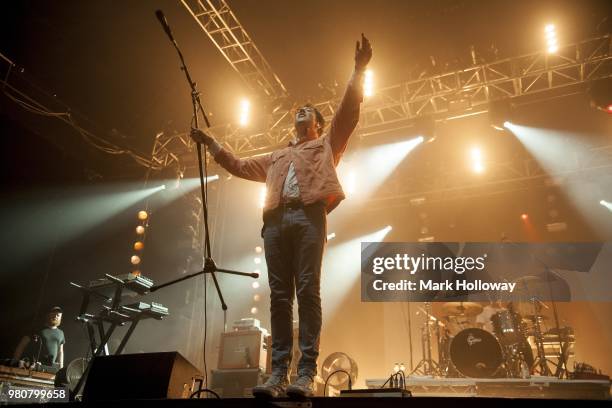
250,307,258,314
503,121,511,128
545,24,558,54
160,184,166,190
254,257,261,264
255,246,262,253
259,186,266,208
364,69,374,97
130,255,141,265
239,98,250,126
600,200,612,211
327,232,336,241
252,281,260,289
137,210,148,220
588,78,612,113
489,99,514,130
253,294,261,302
521,213,529,220
415,115,435,143
469,147,485,173
134,241,144,251
135,225,145,235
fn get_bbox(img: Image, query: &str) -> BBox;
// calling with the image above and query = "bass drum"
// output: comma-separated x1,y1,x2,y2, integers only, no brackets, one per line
450,328,503,378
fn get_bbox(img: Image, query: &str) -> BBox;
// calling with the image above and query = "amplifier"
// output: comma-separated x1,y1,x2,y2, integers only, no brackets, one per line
218,330,267,370
210,368,261,397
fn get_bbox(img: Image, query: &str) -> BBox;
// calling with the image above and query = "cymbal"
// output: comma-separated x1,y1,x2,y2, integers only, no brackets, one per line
441,302,483,317
522,314,549,322
512,275,549,300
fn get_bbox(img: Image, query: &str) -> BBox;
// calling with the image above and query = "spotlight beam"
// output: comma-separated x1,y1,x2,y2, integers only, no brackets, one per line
2,184,166,270
338,137,423,201
322,226,393,314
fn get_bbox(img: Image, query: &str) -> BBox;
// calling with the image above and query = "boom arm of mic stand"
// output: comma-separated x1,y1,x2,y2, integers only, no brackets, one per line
150,267,258,293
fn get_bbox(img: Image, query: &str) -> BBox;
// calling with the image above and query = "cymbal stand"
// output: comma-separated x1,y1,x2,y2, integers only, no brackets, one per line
530,298,552,376
410,302,440,376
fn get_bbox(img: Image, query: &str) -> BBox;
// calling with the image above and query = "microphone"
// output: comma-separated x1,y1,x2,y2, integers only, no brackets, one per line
155,10,174,41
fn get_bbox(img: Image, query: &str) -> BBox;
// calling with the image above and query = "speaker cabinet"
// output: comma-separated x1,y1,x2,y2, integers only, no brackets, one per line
218,330,267,370
82,352,201,401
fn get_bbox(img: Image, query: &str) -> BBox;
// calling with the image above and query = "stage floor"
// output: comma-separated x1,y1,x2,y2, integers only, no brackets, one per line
14,396,611,408
365,375,611,399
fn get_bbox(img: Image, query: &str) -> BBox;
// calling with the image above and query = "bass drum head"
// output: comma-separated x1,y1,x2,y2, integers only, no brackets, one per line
450,328,503,378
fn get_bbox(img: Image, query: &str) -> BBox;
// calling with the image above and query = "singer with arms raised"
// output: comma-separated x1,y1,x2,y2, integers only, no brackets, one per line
191,34,372,398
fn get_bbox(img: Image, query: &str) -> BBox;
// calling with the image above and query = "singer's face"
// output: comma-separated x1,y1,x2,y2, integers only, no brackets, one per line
47,312,62,327
294,106,318,138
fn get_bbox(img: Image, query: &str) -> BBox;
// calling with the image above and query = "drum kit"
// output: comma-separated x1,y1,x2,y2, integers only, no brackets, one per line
410,277,575,379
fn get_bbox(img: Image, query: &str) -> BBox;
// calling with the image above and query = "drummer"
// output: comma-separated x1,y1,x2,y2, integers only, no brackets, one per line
475,299,505,332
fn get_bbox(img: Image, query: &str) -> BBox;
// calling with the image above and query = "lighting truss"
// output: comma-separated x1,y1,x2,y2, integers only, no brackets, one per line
181,0,288,100
152,34,611,166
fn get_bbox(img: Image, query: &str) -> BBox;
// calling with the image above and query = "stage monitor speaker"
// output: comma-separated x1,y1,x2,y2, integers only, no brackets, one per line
82,352,201,401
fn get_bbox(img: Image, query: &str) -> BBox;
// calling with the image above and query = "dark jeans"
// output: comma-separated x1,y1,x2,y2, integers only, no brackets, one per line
262,202,326,377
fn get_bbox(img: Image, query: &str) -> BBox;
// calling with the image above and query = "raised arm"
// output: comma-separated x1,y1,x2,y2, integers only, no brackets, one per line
190,129,271,182
328,34,372,163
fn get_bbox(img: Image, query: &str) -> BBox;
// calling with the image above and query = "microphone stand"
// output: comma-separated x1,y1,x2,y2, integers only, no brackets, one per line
151,10,258,394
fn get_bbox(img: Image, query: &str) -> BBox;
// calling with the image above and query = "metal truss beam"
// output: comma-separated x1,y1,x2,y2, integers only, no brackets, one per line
152,35,611,167
181,0,288,100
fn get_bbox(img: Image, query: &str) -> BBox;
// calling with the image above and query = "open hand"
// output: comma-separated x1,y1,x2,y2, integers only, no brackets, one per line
355,33,372,71
190,128,214,145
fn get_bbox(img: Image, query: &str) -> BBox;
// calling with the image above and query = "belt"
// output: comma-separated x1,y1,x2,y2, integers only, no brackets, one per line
280,199,305,210
278,200,326,211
